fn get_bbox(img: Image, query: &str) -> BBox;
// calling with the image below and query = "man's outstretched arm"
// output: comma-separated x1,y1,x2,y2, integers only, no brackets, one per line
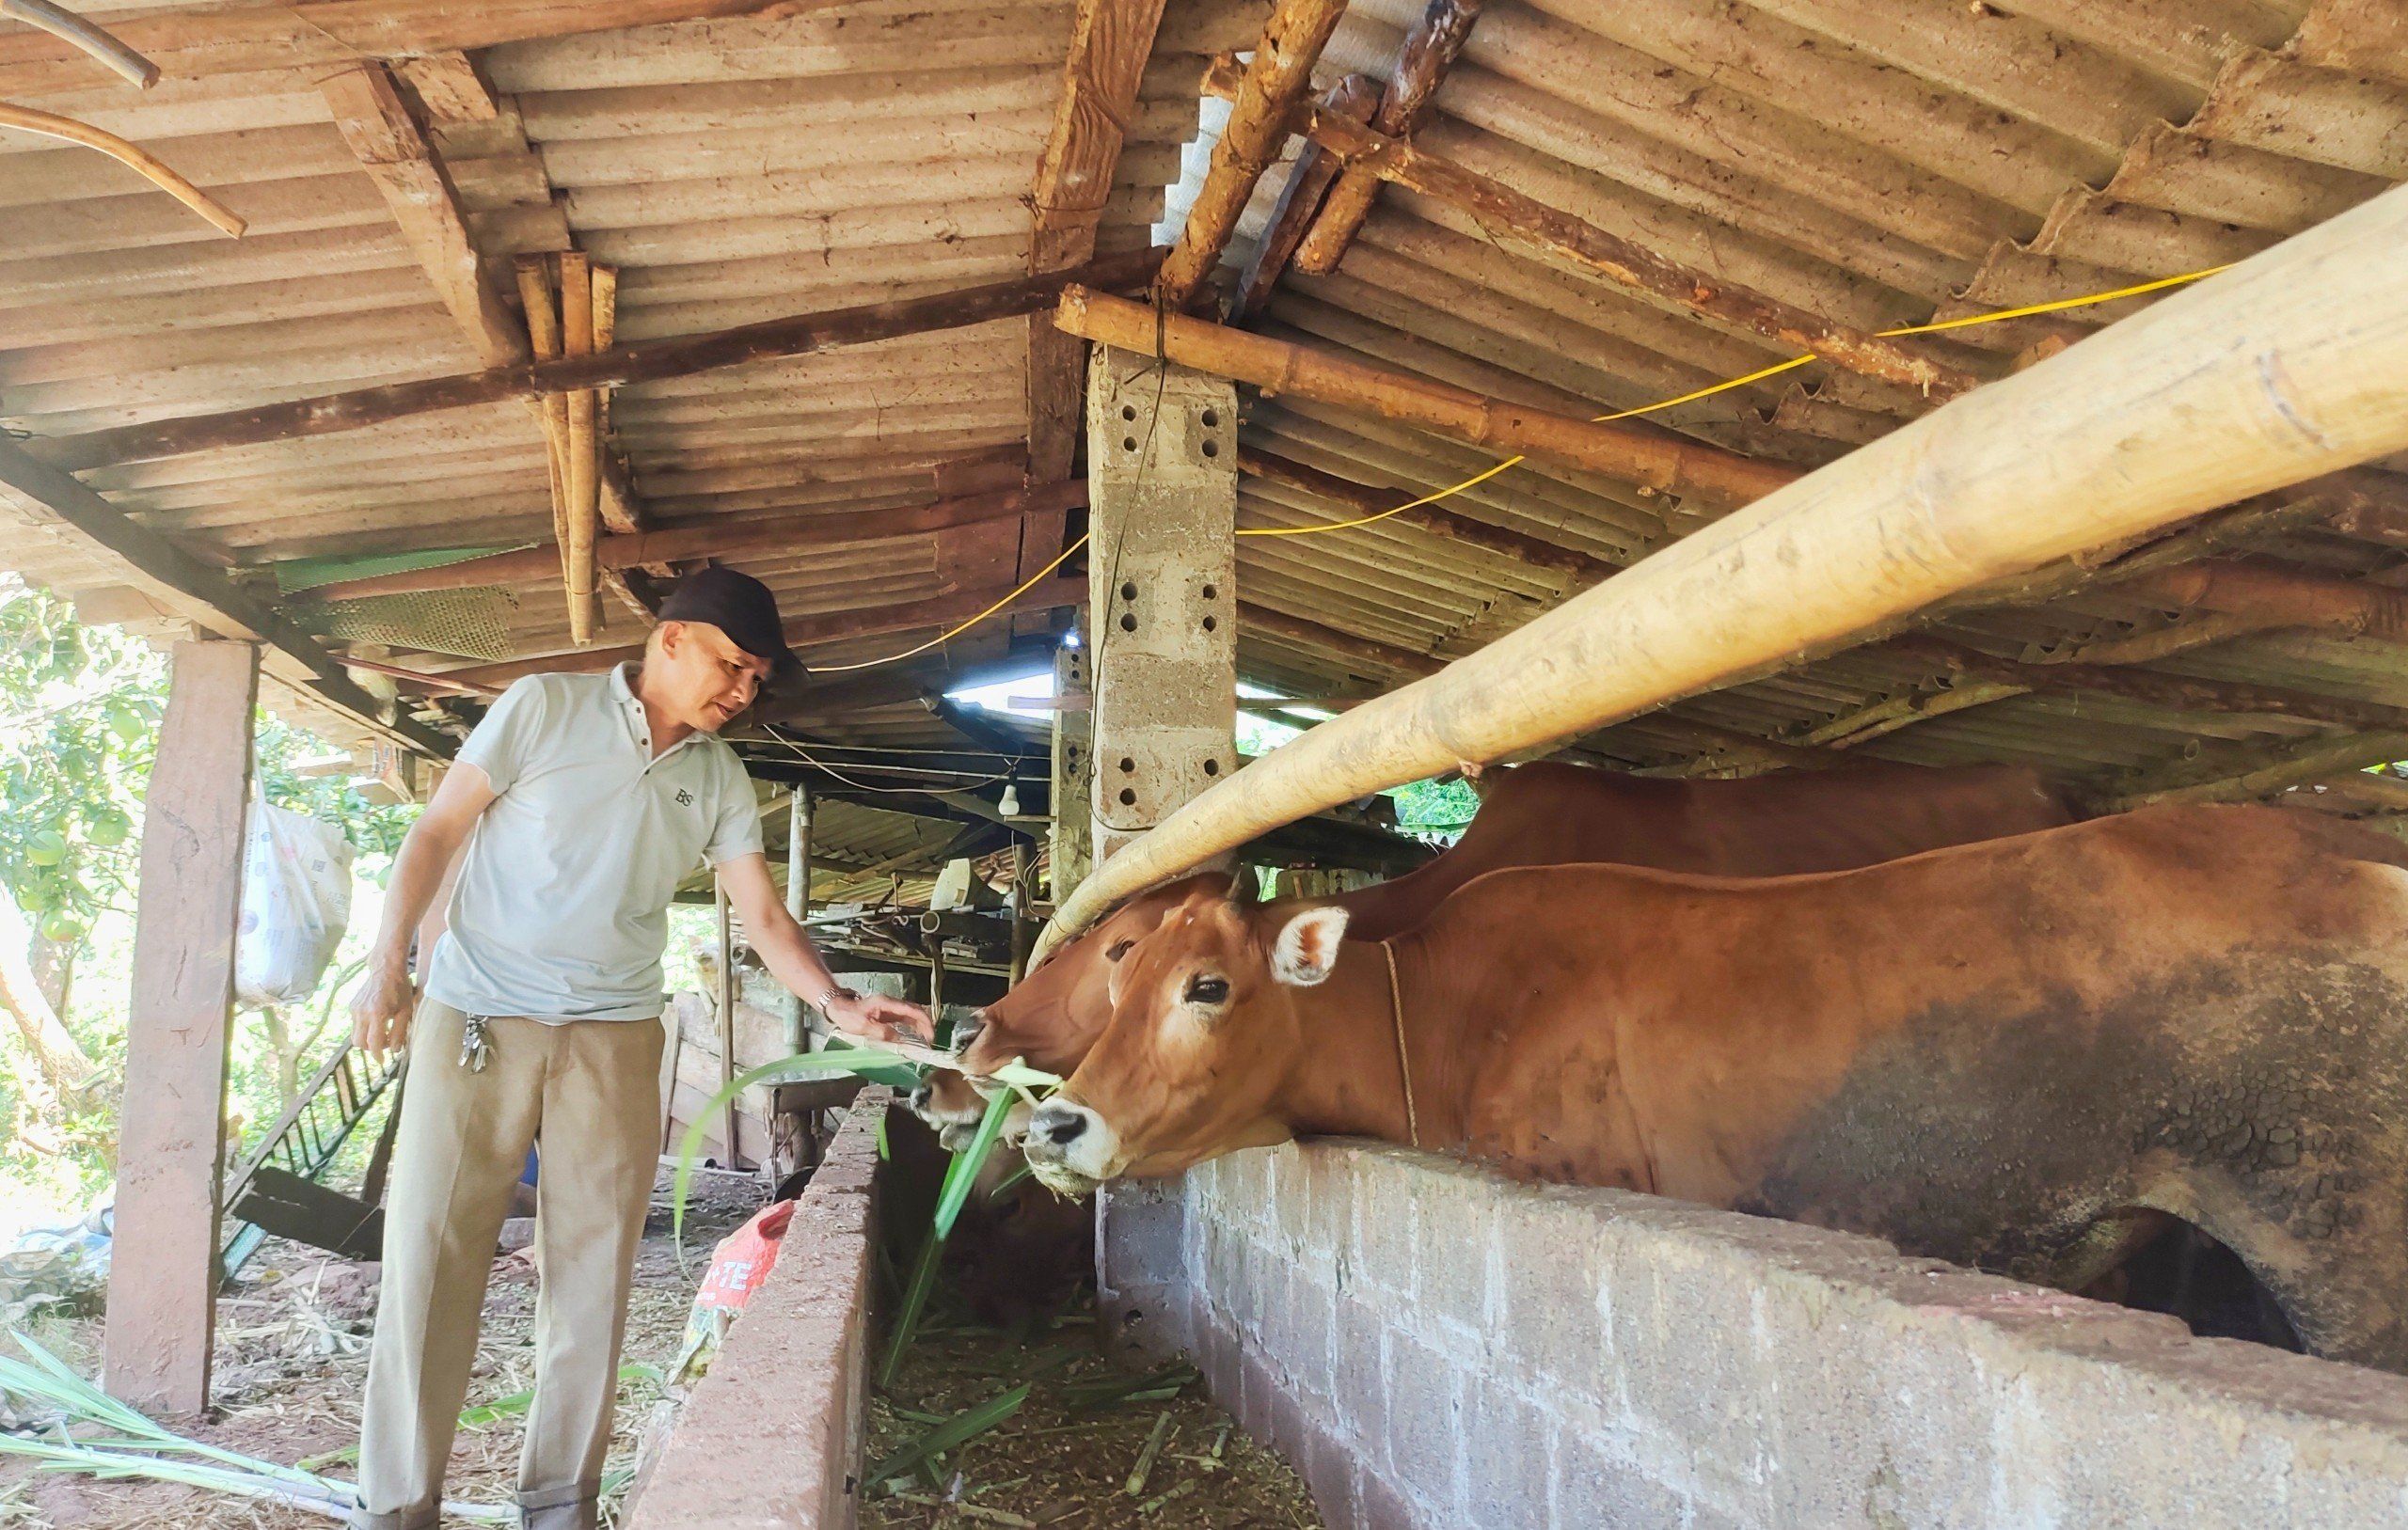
716,851,934,1043
348,764,499,1060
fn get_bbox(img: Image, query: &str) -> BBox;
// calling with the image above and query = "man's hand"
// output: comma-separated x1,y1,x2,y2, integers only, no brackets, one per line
821,988,934,1044
350,957,418,1064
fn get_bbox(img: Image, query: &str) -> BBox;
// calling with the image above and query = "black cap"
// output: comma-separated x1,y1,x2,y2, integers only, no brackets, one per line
657,566,800,677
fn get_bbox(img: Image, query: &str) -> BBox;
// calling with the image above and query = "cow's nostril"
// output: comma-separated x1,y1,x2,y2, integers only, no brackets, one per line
1039,1109,1087,1145
909,1084,929,1111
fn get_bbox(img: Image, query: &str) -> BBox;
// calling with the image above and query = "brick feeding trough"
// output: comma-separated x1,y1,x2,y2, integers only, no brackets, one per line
1097,1147,2408,1529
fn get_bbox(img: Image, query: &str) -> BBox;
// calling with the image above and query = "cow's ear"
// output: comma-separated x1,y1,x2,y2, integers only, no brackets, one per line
1270,906,1351,986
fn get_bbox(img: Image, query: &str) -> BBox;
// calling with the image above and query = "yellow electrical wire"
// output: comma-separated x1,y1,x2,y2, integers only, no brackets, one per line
805,261,2233,672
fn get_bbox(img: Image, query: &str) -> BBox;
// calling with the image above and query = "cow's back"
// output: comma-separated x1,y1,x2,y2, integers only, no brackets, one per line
1337,759,2077,941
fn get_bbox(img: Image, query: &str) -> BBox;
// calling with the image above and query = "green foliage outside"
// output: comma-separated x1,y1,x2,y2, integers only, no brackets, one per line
0,577,420,1236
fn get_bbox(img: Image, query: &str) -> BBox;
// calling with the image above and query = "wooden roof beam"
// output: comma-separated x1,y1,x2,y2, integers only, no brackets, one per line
1199,55,1980,400
1290,0,1481,278
0,0,807,98
292,481,1088,602
439,575,1090,689
28,249,1166,474
0,436,452,757
1056,284,1799,507
1228,73,1379,323
1155,0,1351,311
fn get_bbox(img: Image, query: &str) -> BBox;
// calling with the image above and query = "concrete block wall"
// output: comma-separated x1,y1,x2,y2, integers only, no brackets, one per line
1103,1139,2408,1529
627,1086,890,1530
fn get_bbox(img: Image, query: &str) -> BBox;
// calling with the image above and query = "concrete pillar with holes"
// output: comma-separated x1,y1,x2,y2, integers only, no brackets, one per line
1081,344,1239,1363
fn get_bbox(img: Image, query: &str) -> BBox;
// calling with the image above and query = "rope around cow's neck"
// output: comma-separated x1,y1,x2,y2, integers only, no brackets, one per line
1381,939,1421,1150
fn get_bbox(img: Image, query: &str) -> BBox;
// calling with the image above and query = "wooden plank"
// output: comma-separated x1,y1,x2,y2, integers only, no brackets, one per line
0,0,821,98
1155,0,1351,310
1291,0,1483,276
31,248,1167,472
0,436,453,757
319,61,527,369
228,1166,385,1261
441,574,1089,687
102,639,259,1416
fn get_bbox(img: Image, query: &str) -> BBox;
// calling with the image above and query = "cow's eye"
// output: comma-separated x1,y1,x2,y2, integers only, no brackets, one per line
1185,975,1229,1004
1106,939,1135,960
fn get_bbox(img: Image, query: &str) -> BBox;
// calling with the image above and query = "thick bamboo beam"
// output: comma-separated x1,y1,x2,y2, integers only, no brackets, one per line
1241,446,1608,579
1057,285,1798,505
1199,56,1979,399
0,437,452,757
1024,0,1173,482
1230,73,1379,323
294,481,1089,601
0,0,805,97
30,249,1167,474
1042,179,2408,945
1155,0,1351,310
560,252,601,643
0,104,243,237
1291,0,1481,277
443,576,1089,689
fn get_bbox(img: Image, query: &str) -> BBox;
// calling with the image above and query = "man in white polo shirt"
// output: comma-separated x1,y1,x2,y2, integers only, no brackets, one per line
344,567,928,1530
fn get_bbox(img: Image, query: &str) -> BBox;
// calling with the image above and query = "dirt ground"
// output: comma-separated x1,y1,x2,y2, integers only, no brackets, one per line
0,1172,761,1530
860,1301,1323,1530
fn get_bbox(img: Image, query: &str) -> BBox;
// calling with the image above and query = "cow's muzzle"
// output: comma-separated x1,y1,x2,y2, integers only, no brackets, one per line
1022,1100,1117,1188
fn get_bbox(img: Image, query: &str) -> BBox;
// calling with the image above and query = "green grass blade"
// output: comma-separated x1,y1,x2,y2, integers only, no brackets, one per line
863,1383,1032,1491
932,1089,1015,1238
879,1228,946,1389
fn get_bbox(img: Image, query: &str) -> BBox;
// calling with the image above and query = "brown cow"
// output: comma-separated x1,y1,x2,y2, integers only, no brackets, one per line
1024,806,2408,1371
915,760,2075,1137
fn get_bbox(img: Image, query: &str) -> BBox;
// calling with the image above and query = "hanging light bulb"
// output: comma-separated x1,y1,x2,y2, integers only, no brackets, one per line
1061,626,1083,651
998,777,1022,817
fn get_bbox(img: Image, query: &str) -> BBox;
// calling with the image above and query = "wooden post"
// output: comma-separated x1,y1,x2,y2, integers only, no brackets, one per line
1291,0,1484,276
102,639,259,1415
1085,344,1238,1347
713,876,738,1169
784,787,811,1053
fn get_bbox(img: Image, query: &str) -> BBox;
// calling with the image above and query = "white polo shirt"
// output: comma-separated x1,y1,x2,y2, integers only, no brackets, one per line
423,664,764,1022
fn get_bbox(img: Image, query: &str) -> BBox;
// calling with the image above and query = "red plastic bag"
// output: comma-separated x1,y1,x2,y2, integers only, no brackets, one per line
669,1200,795,1387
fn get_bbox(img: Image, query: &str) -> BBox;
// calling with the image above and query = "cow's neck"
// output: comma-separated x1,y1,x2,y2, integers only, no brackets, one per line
1277,936,1480,1151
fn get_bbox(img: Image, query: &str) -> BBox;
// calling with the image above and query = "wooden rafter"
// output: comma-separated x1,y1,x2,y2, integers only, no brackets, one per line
1199,56,1980,399
28,250,1167,474
1155,0,1349,311
292,481,1090,602
0,0,816,97
441,576,1091,689
0,437,452,756
1056,284,1799,505
1290,0,1481,277
1229,73,1378,323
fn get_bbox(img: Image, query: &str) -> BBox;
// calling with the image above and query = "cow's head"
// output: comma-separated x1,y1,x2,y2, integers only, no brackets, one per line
950,872,1237,1080
1022,888,1348,1194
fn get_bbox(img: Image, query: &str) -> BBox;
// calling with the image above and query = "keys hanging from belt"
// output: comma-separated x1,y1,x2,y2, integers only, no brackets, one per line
459,1013,494,1072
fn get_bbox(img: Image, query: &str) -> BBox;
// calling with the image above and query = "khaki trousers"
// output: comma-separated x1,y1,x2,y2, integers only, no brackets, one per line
355,1001,664,1530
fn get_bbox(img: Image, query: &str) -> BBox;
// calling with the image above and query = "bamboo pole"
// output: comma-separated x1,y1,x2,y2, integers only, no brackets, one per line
1056,286,1798,506
1291,0,1481,276
0,104,242,237
1199,56,1978,398
0,0,160,87
1042,180,2408,946
1154,0,1350,310
558,253,601,643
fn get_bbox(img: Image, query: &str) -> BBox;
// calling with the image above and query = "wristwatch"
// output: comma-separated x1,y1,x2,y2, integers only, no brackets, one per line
812,985,858,1012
